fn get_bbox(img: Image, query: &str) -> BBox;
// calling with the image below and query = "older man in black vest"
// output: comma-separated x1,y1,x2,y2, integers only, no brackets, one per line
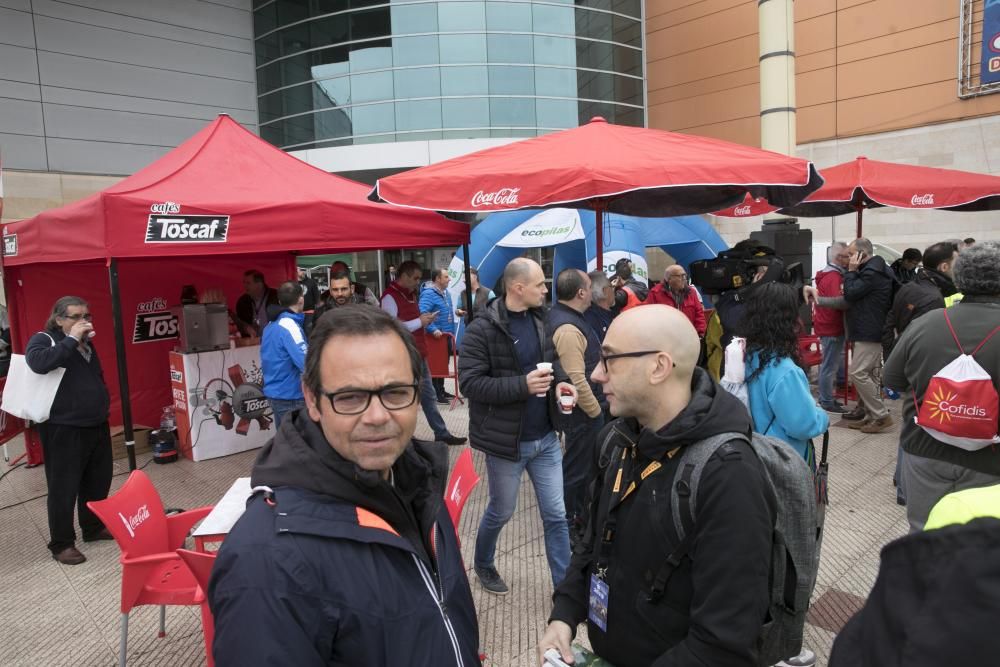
547,269,606,544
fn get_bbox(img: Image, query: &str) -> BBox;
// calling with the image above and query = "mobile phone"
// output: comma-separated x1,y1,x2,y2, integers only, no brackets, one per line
543,648,572,667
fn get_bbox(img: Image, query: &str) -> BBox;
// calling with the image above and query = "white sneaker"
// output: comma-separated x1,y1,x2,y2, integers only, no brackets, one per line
775,648,816,667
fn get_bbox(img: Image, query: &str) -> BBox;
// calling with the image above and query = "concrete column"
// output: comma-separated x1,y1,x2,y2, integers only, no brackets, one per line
758,0,796,156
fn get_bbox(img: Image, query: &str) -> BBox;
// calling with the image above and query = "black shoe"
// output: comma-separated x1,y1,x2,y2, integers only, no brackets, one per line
820,401,848,414
440,434,467,446
841,407,866,421
442,391,455,399
52,546,86,565
474,565,509,595
83,527,114,542
896,495,907,506
436,396,450,405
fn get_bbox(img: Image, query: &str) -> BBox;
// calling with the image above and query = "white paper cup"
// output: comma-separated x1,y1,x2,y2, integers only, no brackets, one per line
559,394,575,414
535,362,553,397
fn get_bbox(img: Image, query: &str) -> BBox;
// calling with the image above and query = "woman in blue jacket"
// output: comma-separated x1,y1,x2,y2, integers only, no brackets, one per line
741,282,829,462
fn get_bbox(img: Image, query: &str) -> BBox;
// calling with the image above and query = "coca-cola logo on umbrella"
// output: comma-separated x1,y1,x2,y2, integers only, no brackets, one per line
911,194,935,206
471,187,521,208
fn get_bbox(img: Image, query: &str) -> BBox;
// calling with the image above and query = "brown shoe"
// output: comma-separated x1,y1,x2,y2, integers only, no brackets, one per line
83,527,113,542
860,415,894,434
846,417,870,429
52,546,86,565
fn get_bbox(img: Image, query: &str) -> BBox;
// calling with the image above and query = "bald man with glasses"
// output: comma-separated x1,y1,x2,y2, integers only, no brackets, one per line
644,265,707,337
539,305,775,667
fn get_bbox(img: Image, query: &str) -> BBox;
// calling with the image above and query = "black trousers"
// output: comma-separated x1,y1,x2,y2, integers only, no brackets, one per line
562,413,605,527
37,421,113,553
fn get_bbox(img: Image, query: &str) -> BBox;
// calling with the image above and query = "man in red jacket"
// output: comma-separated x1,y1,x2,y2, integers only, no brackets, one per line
644,265,706,336
813,242,851,413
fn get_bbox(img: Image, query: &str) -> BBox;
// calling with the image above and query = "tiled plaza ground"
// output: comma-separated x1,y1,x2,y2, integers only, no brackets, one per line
0,390,907,666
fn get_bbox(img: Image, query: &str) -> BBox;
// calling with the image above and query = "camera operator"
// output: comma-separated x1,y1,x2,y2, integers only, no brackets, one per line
700,241,792,380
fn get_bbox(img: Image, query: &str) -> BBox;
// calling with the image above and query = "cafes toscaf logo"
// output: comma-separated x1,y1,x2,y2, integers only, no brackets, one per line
133,296,178,344
471,187,520,208
145,202,230,243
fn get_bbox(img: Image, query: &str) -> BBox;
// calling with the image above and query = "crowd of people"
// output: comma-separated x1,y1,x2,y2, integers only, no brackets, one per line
24,236,1000,665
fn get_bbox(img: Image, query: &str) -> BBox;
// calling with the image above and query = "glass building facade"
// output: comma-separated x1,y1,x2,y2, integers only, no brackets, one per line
254,0,644,150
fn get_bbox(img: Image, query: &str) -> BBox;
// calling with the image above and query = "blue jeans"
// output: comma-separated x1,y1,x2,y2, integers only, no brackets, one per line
418,360,450,440
269,398,305,427
474,431,571,587
818,335,846,406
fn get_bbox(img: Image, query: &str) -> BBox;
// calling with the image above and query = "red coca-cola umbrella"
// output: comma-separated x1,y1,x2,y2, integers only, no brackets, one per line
370,117,823,268
712,193,780,218
715,156,1000,236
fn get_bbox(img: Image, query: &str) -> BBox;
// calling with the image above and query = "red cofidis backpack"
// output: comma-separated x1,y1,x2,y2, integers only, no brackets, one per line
914,311,1000,451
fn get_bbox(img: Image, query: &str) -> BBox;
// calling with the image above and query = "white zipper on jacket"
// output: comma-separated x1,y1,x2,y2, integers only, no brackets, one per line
412,528,464,667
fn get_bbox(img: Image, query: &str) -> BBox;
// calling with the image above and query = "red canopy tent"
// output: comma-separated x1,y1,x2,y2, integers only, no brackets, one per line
1,115,467,467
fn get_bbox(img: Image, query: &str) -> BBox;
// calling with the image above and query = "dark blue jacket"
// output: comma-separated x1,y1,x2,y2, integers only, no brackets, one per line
25,328,109,427
843,255,897,343
209,413,480,666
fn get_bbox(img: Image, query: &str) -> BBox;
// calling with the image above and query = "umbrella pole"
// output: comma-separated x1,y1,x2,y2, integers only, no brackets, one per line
855,205,863,239
595,201,605,273
462,243,474,324
108,259,137,472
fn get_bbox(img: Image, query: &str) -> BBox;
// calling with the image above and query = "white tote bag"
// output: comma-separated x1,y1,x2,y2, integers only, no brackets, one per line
1,333,66,423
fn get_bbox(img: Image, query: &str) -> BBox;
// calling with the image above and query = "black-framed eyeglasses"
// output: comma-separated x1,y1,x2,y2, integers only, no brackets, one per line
62,313,93,321
600,350,668,373
323,384,419,415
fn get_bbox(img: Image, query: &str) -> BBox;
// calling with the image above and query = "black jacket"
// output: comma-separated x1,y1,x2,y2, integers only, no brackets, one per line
549,369,776,667
458,298,565,461
843,255,897,343
24,328,110,427
209,411,480,666
830,517,1000,667
881,268,955,356
235,287,279,337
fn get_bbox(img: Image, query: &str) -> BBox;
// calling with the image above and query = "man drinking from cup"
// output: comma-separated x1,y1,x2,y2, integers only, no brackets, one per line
459,258,577,595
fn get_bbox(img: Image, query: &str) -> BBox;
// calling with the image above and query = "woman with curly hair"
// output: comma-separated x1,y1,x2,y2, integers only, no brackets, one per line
740,282,829,462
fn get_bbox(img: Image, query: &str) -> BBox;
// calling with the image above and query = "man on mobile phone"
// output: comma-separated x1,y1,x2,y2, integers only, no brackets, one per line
842,237,897,433
419,268,458,403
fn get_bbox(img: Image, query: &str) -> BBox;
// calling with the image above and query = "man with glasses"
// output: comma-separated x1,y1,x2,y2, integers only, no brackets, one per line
459,257,578,595
539,305,775,667
25,296,113,565
644,265,707,337
210,305,480,664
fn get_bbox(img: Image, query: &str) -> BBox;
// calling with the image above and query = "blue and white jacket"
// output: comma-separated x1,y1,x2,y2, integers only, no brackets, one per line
419,284,456,336
745,351,829,461
261,310,307,400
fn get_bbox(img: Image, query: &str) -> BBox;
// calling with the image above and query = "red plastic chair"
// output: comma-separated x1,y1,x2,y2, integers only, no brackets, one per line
426,332,465,409
86,470,212,667
444,447,480,539
177,549,218,667
798,334,823,368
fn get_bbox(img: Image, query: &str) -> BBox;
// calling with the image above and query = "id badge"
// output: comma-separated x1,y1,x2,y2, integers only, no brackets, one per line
588,573,609,632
